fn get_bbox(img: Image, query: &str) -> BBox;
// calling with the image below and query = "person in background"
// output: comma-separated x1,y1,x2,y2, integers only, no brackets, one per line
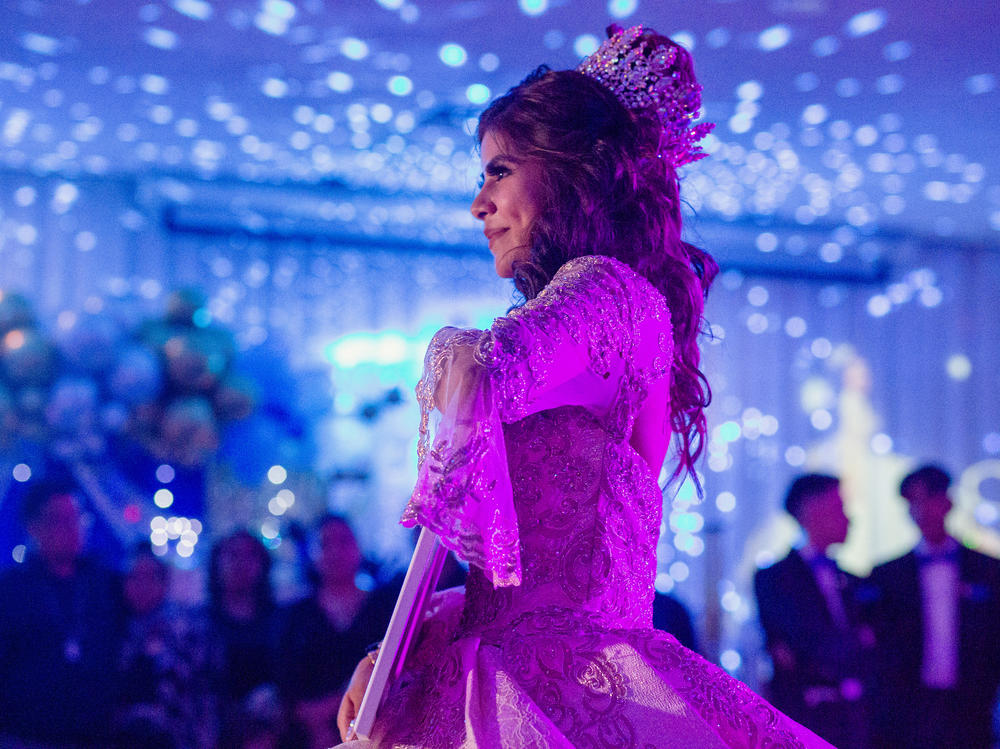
0,477,122,747
652,591,699,653
755,473,872,748
277,514,397,749
867,464,1000,749
114,542,216,749
208,529,282,748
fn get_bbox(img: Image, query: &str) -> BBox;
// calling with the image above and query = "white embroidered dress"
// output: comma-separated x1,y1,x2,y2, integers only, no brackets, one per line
349,255,831,748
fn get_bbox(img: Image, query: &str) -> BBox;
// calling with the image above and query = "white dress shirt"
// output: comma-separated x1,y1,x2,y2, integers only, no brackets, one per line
917,538,960,690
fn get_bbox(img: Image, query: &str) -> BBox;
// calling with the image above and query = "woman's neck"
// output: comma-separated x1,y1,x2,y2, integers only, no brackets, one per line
321,576,360,596
222,589,259,620
318,580,366,630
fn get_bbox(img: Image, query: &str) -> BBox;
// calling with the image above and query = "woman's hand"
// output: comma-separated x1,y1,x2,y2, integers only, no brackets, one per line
337,654,376,742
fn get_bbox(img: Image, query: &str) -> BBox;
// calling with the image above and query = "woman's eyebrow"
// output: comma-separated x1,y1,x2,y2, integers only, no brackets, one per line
484,154,518,173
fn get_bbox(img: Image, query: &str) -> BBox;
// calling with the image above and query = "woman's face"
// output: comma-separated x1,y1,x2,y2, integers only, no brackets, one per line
124,555,168,616
29,493,83,569
470,130,545,278
315,519,361,585
217,535,265,594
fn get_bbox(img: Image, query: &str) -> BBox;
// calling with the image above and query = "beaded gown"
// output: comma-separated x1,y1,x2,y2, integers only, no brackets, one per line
348,255,831,748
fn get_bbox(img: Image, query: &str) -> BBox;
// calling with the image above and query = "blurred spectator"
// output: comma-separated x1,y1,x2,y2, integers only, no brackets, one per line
113,543,216,749
866,465,1000,749
754,473,872,748
208,530,282,748
217,686,283,749
0,478,122,747
276,514,397,749
653,592,699,653
436,549,468,592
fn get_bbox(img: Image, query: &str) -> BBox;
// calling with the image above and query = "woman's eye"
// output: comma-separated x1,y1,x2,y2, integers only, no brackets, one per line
484,163,511,181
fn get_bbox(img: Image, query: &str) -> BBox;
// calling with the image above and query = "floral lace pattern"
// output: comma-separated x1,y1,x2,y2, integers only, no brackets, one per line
376,256,832,748
401,326,522,586
369,604,820,749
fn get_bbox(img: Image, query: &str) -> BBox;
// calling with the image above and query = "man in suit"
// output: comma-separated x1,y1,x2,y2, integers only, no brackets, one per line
755,473,872,748
653,591,699,653
0,477,123,746
867,465,1000,749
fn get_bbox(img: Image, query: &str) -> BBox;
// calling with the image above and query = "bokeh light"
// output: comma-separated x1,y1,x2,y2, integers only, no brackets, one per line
439,43,467,67
519,0,548,15
0,0,996,698
268,465,288,485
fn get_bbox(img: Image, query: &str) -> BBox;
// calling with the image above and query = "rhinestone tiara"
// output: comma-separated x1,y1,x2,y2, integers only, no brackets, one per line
576,24,714,168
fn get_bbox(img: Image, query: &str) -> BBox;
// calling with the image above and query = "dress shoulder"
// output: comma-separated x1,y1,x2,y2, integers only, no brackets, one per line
522,254,671,325
480,254,673,417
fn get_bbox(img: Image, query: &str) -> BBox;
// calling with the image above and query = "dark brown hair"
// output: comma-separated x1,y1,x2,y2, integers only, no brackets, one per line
900,464,951,499
476,30,717,482
784,474,840,521
208,529,274,617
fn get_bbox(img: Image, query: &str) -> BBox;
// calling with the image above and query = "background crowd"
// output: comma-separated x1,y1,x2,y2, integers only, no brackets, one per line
755,465,1000,749
0,480,403,749
2,462,996,748
0,473,703,749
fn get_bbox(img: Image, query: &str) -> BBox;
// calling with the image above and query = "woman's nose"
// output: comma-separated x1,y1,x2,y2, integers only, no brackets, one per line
470,187,493,220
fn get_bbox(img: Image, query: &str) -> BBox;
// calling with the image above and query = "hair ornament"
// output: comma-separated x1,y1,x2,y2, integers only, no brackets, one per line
577,24,714,168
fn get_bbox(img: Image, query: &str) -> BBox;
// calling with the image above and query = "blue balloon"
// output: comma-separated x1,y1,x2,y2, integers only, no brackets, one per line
213,375,257,421
163,329,231,392
157,396,219,467
100,402,129,433
108,345,163,405
0,384,17,446
56,312,122,373
45,376,99,435
0,293,35,334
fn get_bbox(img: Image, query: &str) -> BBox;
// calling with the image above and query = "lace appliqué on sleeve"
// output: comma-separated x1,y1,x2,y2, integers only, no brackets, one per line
400,327,521,588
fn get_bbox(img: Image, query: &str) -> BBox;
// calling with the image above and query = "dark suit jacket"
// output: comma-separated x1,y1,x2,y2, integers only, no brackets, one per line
755,549,871,734
0,556,123,743
866,545,1000,745
652,592,698,653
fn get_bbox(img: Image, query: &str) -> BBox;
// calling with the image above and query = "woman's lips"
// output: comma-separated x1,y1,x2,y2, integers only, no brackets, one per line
484,227,507,244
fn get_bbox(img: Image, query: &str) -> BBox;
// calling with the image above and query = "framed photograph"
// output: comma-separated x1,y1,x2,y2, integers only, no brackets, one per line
351,526,447,739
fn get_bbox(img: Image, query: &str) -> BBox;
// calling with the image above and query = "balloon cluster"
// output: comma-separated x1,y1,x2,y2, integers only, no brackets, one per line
0,288,257,468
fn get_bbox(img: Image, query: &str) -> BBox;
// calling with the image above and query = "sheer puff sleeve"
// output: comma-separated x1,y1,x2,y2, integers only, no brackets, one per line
400,255,672,588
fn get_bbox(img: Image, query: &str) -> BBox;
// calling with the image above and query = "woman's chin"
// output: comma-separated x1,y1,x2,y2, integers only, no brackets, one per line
492,247,524,279
492,257,514,278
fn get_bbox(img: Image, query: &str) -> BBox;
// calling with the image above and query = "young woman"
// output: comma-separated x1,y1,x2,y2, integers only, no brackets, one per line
337,25,832,748
277,515,397,749
207,530,281,747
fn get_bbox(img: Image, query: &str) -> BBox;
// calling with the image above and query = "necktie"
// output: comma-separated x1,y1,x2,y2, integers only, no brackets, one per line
812,557,849,630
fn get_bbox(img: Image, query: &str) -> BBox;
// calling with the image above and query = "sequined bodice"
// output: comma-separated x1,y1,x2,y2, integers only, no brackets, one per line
403,254,674,618
459,405,662,637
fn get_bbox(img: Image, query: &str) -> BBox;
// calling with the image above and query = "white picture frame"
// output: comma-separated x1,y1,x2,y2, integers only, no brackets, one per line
350,526,447,740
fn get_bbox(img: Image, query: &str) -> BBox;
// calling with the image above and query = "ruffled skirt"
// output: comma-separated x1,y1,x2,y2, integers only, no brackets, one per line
337,596,831,749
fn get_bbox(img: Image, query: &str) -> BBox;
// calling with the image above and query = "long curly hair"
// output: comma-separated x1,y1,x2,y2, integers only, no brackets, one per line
476,30,717,483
